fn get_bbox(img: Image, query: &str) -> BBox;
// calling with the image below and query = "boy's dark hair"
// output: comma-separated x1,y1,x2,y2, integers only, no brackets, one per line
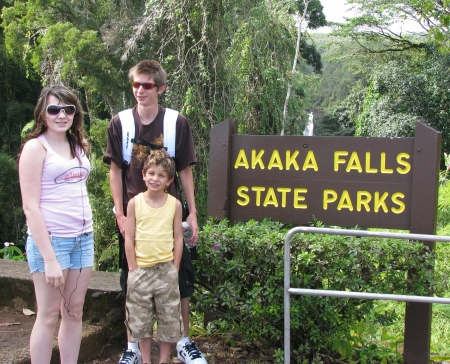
143,149,176,180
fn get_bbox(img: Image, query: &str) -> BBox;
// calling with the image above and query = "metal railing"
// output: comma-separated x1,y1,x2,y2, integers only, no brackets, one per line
284,227,450,364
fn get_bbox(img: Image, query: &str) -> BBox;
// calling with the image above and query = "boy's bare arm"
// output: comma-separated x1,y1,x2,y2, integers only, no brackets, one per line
178,166,198,243
173,200,183,271
124,198,138,271
110,161,126,236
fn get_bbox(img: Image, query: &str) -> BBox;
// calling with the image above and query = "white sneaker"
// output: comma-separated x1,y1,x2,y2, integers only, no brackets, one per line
177,340,207,363
118,348,142,364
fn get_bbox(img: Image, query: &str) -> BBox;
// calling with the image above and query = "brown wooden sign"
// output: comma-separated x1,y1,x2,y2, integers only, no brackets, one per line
208,120,440,232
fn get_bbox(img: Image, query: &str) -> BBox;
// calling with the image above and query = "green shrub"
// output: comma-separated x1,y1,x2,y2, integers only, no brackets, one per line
86,118,120,272
429,181,450,358
0,153,25,245
1,242,26,261
195,218,435,361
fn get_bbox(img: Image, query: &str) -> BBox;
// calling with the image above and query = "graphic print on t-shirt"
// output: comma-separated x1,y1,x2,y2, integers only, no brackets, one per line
54,167,89,184
130,134,165,168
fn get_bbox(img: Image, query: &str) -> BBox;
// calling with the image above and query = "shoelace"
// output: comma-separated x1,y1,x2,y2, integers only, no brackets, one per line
184,342,203,359
119,350,138,364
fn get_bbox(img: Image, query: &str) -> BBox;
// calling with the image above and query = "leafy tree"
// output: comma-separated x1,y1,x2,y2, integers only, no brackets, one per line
0,7,41,244
282,0,326,135
1,0,328,228
309,34,365,109
312,1,450,150
334,0,429,53
355,49,450,158
0,153,24,245
410,0,450,53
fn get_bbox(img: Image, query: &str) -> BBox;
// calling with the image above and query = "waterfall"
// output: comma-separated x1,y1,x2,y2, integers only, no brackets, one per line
303,112,314,136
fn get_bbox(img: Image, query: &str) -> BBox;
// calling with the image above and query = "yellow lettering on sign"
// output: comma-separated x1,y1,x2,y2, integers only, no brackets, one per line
293,188,308,209
251,186,265,206
237,186,295,208
391,192,406,213
323,189,338,210
263,188,278,207
252,150,265,169
323,189,406,214
357,191,372,212
268,150,283,170
374,192,389,212
286,151,300,171
234,149,249,169
380,152,394,174
334,151,348,172
237,186,250,206
334,151,410,174
396,153,411,174
365,152,378,173
346,152,363,173
337,190,354,211
277,187,292,207
303,150,318,171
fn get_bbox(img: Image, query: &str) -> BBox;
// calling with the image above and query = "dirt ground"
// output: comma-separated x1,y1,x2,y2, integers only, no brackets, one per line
0,306,275,363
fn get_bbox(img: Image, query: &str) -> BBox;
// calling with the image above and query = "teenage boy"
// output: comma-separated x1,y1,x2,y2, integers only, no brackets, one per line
125,149,183,364
104,60,207,364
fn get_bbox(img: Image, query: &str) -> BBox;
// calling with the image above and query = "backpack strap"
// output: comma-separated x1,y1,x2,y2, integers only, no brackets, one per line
118,107,179,165
118,109,135,166
163,108,179,158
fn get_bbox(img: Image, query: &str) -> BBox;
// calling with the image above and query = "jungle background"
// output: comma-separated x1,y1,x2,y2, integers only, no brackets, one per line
1,0,450,362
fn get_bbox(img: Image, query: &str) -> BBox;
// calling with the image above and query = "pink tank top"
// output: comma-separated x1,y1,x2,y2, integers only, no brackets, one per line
28,135,93,237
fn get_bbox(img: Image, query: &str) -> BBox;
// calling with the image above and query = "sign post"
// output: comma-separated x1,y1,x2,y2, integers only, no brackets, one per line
404,121,441,364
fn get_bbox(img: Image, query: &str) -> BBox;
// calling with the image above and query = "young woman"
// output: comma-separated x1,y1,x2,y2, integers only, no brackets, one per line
19,85,94,364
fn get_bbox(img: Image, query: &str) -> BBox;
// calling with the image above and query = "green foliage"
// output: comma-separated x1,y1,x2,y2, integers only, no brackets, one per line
85,117,119,271
195,218,435,361
309,34,364,110
87,154,118,271
410,0,450,54
332,303,404,363
0,242,26,261
226,0,323,136
354,50,450,158
333,0,430,53
0,0,329,239
0,153,25,245
352,181,450,360
428,181,450,358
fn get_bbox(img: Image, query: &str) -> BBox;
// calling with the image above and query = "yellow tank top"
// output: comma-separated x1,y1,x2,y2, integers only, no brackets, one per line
134,192,176,268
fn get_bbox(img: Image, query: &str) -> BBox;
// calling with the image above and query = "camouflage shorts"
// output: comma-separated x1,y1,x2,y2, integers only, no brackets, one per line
125,262,183,343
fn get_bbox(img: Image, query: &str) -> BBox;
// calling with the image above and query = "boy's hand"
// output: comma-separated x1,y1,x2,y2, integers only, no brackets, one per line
116,214,126,237
128,262,138,272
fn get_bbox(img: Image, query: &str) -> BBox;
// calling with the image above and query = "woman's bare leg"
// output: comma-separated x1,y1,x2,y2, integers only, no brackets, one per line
58,267,92,364
30,272,64,364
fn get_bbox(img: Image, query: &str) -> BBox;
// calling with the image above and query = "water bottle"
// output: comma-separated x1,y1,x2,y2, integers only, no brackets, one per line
182,221,193,247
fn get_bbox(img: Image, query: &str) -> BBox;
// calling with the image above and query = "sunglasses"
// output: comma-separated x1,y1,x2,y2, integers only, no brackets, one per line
132,81,158,90
46,104,76,116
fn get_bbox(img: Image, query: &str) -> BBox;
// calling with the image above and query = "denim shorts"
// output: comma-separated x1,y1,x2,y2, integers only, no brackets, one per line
26,232,94,273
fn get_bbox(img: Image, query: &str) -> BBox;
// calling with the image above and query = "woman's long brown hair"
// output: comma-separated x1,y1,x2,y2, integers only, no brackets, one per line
19,85,86,162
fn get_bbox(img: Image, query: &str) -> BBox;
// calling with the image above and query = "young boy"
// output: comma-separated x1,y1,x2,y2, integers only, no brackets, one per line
124,149,184,364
